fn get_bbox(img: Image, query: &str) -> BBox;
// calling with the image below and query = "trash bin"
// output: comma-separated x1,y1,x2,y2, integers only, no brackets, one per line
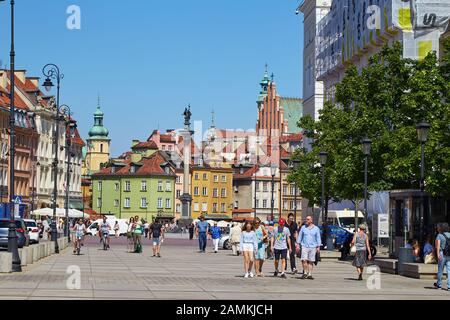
398,247,414,275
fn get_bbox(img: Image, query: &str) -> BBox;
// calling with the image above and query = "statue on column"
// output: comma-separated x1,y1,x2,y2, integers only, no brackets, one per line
183,105,191,128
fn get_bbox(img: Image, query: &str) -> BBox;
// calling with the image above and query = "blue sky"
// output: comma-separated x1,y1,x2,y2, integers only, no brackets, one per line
0,0,303,156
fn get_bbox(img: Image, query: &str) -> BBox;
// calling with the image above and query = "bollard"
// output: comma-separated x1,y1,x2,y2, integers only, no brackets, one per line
32,245,40,262
26,245,33,265
0,252,12,273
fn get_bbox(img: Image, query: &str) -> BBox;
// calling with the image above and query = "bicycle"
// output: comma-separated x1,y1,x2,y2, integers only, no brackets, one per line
102,232,109,250
75,233,83,255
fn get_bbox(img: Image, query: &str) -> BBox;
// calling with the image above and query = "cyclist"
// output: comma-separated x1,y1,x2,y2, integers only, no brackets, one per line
100,217,111,249
72,218,86,254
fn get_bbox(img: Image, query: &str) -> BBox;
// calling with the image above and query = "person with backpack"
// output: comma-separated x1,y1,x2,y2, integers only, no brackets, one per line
150,220,164,257
270,218,292,279
434,222,450,290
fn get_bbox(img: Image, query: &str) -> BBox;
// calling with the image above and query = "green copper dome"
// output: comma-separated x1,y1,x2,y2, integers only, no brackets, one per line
88,106,109,139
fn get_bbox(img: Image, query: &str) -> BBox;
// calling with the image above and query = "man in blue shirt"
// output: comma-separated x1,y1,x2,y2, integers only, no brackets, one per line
434,222,450,290
196,215,209,253
210,222,222,253
296,215,322,280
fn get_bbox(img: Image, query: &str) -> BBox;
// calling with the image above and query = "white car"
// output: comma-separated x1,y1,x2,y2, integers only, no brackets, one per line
218,234,231,250
24,219,40,244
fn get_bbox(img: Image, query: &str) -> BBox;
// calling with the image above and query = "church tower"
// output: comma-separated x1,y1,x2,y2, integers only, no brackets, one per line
85,103,110,174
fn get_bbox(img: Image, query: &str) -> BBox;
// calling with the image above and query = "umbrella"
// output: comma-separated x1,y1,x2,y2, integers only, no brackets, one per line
217,221,229,228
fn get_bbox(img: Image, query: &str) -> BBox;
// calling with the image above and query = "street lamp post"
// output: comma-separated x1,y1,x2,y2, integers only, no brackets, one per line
416,122,430,245
42,63,64,254
362,138,372,225
270,164,277,222
5,0,22,272
319,152,328,224
289,160,300,222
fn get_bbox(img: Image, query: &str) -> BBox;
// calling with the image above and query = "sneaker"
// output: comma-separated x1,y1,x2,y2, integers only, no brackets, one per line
273,270,279,277
244,273,249,278
292,269,298,274
157,253,161,258
434,283,442,289
280,273,287,279
152,254,156,257
300,273,308,279
249,272,254,278
307,275,314,280
214,250,218,253
358,274,363,281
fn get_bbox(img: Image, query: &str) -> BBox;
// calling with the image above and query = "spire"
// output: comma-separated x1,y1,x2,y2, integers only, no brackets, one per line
271,73,275,82
259,63,270,95
210,109,216,129
97,92,101,108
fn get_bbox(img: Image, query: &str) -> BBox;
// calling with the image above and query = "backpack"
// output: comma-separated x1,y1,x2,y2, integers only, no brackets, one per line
443,234,450,256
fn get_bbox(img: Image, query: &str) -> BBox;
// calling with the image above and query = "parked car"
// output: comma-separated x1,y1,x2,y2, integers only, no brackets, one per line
24,219,40,244
218,234,231,250
318,225,353,248
86,218,128,236
0,219,30,248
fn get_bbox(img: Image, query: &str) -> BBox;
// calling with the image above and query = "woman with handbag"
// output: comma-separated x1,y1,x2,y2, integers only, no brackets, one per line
351,224,372,281
254,218,268,277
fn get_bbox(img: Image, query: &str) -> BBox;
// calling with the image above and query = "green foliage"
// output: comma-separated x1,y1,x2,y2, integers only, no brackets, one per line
290,41,450,209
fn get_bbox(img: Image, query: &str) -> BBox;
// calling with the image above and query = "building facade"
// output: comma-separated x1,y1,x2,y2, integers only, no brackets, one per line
191,166,233,220
91,150,176,221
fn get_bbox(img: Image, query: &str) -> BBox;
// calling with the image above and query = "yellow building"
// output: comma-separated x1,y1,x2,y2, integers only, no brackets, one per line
191,166,233,220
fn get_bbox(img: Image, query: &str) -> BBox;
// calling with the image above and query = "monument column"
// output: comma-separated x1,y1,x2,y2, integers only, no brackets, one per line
180,106,193,226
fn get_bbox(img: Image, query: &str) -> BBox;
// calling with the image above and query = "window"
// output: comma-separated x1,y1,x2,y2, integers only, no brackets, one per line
114,183,119,191
157,181,163,192
166,181,171,192
214,175,218,182
141,181,147,192
176,176,181,183
130,165,136,173
166,198,171,208
221,188,226,198
176,203,181,213
290,186,295,196
165,166,170,174
176,190,181,198
141,197,147,208
221,175,226,182
162,145,166,151
194,203,199,212
221,203,226,213
283,201,288,210
290,201,294,210
98,181,102,191
124,198,130,208
100,144,103,153
194,187,199,196
97,198,102,208
157,198,163,209
194,173,199,180
124,181,131,192
202,187,208,196
256,199,259,208
283,185,288,195
203,173,207,180
202,203,207,212
169,145,173,151
114,199,119,207
256,182,260,191
262,199,267,208
212,203,218,213
213,188,218,197
263,182,268,192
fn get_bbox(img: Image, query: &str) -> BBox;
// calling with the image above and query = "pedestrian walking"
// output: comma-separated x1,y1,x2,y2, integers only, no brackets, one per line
271,218,292,279
196,215,209,253
210,222,221,253
126,217,135,253
150,220,164,257
254,218,268,277
296,215,321,280
133,216,143,253
266,222,274,260
144,221,150,239
114,221,120,238
188,222,195,240
239,221,258,278
434,222,450,290
351,224,372,281
286,213,299,274
230,222,242,256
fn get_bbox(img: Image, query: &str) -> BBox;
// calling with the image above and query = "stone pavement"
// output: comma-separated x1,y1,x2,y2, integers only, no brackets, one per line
0,236,448,300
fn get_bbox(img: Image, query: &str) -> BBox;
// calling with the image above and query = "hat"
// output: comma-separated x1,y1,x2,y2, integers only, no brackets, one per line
279,218,286,226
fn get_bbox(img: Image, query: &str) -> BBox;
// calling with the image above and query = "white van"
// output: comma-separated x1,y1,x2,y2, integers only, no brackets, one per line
327,209,365,233
86,218,128,236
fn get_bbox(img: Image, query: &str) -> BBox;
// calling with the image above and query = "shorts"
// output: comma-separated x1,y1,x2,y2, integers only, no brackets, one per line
153,238,160,246
274,249,288,260
255,244,266,260
242,243,255,252
301,247,316,262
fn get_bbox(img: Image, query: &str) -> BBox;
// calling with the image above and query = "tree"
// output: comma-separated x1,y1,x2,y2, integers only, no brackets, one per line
290,40,450,216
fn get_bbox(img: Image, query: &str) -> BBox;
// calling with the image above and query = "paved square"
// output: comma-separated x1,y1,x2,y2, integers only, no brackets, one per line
0,236,448,300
